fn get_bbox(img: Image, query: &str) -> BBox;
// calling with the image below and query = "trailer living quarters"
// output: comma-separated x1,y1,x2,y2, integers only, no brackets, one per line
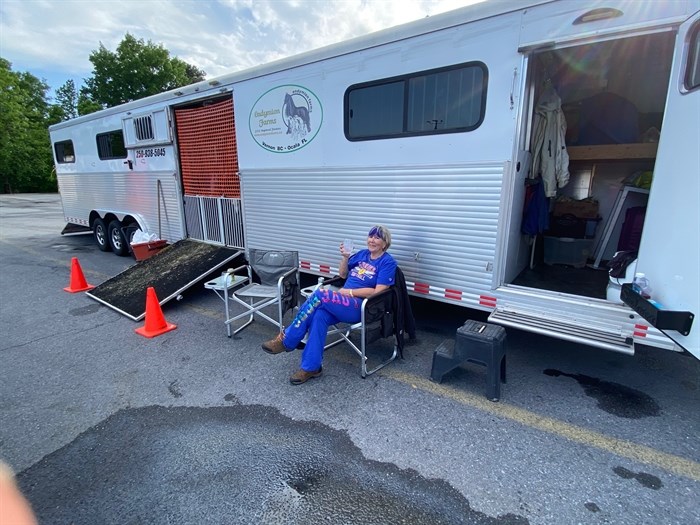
49,0,699,358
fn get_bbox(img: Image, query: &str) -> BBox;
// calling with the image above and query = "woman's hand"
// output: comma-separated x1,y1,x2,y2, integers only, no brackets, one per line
339,242,351,258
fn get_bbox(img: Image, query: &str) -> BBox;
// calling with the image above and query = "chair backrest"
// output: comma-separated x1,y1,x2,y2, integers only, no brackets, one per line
247,249,299,286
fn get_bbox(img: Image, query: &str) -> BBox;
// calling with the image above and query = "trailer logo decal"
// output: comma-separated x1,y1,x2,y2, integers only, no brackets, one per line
249,85,322,153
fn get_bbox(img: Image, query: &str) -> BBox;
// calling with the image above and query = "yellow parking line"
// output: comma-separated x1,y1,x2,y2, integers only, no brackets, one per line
383,368,700,481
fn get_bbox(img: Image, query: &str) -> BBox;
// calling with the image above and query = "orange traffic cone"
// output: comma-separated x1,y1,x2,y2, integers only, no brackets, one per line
135,287,177,338
63,257,95,293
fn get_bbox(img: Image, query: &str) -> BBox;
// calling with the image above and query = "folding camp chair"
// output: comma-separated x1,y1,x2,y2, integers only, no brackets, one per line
224,249,299,336
306,267,410,377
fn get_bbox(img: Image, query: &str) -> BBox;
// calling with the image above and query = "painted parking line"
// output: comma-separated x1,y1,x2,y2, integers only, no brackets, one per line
383,367,700,482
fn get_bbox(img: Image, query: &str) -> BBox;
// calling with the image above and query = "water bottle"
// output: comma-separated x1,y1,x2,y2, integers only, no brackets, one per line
632,272,652,299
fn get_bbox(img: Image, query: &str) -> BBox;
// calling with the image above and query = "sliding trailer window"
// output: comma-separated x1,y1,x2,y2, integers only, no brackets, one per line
54,140,75,163
345,61,488,141
685,21,700,91
96,130,127,160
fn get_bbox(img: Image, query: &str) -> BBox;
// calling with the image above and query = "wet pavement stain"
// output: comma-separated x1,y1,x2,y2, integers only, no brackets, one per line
584,502,600,512
612,466,663,490
167,380,183,398
51,243,91,252
224,393,240,404
68,304,101,316
17,405,529,525
543,369,660,418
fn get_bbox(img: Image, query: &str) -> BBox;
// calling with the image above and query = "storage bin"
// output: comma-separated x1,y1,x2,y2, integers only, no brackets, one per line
131,240,168,261
543,237,593,268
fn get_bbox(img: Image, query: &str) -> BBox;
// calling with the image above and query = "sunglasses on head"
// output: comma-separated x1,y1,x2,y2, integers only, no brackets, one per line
368,227,385,240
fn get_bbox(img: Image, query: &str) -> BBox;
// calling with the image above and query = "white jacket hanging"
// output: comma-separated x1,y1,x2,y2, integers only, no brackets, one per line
531,85,570,197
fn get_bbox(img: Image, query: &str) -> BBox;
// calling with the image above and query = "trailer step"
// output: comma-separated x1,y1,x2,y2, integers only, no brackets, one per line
488,308,634,354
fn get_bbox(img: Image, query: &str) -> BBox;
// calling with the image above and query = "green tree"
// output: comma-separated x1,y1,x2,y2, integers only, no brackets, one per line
54,79,78,120
0,58,56,193
77,91,102,116
81,33,206,109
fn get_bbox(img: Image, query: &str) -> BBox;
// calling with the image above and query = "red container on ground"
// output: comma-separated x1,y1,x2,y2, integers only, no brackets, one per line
131,240,168,261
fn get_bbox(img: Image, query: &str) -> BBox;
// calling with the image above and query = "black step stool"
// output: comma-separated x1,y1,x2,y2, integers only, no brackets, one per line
430,320,507,401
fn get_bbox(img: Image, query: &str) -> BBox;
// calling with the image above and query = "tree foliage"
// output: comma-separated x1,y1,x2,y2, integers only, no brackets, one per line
0,58,56,193
55,79,78,120
81,33,206,109
0,34,206,193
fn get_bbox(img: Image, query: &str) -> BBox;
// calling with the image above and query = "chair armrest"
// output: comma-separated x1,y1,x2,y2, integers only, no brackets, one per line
322,275,346,287
361,287,393,323
227,264,253,285
276,267,299,288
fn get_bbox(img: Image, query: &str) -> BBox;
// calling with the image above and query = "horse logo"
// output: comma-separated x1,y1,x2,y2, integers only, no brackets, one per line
282,92,311,140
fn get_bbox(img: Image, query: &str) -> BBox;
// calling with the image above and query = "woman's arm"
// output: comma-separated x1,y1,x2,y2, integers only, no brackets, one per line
338,242,351,278
340,284,389,299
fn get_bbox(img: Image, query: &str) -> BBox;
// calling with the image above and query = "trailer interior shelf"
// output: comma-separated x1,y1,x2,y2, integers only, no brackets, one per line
567,143,658,161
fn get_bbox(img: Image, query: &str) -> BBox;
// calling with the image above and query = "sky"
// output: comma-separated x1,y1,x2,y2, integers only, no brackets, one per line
0,0,484,99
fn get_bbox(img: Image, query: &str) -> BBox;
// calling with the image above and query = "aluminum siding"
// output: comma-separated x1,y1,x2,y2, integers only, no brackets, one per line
241,163,504,309
57,171,185,242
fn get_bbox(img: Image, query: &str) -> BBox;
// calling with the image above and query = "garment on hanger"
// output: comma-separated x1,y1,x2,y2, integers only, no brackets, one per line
531,83,570,197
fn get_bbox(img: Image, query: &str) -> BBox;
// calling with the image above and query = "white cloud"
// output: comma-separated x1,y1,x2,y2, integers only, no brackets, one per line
0,0,483,90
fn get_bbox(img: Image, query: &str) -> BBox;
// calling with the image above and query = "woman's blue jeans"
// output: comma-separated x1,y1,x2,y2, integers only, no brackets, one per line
283,288,362,372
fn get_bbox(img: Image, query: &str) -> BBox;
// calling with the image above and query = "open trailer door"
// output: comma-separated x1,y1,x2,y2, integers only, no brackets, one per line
623,12,700,358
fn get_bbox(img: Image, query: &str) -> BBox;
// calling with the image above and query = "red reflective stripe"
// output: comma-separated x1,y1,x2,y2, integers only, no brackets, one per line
445,289,462,300
300,261,311,269
414,282,430,294
319,264,330,273
634,324,649,337
479,295,497,306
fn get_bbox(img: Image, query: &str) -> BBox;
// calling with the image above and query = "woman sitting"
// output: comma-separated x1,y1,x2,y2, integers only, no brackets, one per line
262,225,397,384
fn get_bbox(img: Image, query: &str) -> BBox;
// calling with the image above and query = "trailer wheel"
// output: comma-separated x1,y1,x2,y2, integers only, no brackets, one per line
107,220,128,256
93,218,111,252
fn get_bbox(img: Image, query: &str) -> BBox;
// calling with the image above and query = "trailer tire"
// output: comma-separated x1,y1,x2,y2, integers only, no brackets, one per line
93,218,111,252
107,220,128,256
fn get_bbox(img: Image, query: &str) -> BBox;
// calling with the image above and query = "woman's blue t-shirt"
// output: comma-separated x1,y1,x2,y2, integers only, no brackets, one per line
344,250,397,290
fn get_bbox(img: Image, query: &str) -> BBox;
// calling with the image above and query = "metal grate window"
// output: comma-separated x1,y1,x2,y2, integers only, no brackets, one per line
134,115,154,141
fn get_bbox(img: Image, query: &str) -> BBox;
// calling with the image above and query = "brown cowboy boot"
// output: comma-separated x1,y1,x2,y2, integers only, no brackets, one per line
262,332,287,354
289,366,323,385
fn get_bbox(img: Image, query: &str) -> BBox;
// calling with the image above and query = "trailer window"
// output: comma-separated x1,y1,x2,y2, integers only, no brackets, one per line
685,21,700,91
133,115,154,141
345,61,487,140
96,130,127,160
54,140,75,163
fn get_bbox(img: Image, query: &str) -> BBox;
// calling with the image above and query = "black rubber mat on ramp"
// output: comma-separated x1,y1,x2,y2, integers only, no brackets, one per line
87,239,243,321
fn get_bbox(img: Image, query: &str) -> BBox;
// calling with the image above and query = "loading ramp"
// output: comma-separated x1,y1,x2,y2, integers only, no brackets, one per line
87,239,244,320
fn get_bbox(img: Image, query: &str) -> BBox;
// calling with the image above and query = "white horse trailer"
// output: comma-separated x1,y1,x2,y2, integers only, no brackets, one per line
49,0,699,358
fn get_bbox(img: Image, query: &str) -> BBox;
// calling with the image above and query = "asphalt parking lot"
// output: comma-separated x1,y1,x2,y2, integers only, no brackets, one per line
0,194,698,524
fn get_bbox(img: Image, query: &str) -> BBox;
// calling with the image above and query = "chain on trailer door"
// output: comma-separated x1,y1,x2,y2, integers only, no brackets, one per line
175,97,245,248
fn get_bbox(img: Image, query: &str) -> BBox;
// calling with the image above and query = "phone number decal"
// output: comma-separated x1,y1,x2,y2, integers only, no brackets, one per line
135,147,166,159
